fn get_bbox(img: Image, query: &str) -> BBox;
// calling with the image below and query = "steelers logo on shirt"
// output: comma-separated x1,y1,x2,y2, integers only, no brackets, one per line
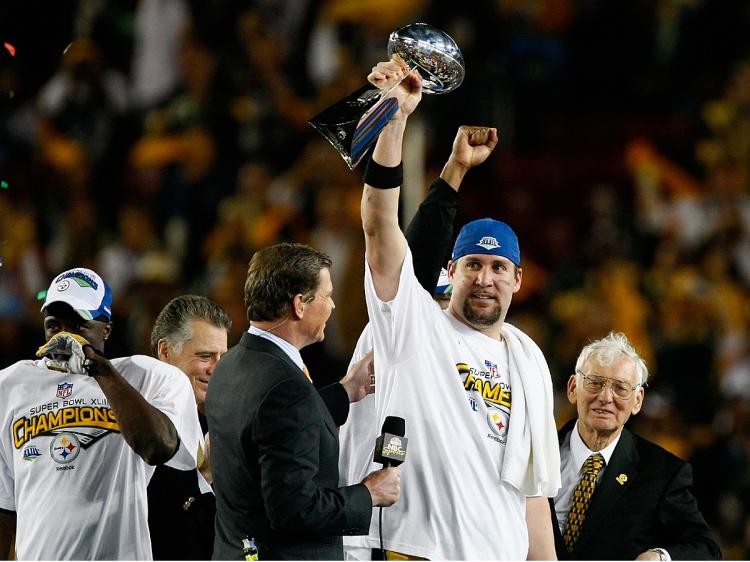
50,433,80,463
486,409,509,437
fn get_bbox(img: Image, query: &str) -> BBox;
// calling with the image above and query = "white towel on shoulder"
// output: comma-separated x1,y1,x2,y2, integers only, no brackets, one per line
501,323,561,497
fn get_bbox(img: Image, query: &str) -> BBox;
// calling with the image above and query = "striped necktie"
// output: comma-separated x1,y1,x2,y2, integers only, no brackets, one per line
563,453,605,552
302,364,313,384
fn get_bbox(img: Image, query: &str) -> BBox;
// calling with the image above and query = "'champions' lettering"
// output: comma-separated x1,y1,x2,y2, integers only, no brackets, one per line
13,406,119,449
463,372,511,407
456,362,512,408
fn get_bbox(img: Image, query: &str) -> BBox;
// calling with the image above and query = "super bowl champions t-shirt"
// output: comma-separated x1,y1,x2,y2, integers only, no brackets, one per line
0,355,202,560
356,248,528,560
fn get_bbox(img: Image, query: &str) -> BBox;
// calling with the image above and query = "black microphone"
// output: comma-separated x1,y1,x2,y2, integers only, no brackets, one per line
373,416,407,467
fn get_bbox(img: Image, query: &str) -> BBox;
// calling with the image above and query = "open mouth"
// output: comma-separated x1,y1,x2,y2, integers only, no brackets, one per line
470,293,497,305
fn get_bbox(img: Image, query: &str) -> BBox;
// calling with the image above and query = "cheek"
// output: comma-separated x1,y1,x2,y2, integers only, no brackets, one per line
80,327,98,339
189,360,209,375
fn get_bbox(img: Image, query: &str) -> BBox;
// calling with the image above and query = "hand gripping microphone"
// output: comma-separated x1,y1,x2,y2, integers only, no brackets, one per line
373,416,407,559
373,416,407,467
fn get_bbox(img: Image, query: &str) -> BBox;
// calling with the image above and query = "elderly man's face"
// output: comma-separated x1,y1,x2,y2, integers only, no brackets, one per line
567,355,644,445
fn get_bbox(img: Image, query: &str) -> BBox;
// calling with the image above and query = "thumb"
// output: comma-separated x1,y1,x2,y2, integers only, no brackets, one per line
82,344,105,360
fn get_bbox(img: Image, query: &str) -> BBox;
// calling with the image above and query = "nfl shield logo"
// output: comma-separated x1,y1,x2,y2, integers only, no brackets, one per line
56,382,73,399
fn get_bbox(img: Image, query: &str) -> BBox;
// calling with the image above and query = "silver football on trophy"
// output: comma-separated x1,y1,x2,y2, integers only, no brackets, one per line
387,23,465,95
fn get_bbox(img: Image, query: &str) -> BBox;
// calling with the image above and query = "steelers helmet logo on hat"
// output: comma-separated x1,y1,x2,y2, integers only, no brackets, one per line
41,268,113,321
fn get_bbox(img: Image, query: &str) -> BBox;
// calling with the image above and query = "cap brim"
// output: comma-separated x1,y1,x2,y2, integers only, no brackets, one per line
41,297,96,320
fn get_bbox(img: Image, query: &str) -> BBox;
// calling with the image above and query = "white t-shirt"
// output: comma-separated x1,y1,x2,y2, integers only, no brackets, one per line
339,324,375,492
343,249,529,560
0,355,202,560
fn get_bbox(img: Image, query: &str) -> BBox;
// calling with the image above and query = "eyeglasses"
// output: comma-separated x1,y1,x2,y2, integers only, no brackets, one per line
576,371,642,400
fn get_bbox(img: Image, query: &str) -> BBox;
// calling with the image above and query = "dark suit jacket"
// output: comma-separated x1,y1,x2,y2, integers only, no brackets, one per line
147,413,216,560
206,333,372,560
551,419,721,560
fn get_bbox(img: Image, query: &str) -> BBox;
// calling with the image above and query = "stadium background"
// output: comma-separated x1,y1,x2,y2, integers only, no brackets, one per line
1,1,750,557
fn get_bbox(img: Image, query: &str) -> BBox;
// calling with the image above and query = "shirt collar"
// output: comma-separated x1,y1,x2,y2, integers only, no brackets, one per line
248,325,304,371
570,420,621,472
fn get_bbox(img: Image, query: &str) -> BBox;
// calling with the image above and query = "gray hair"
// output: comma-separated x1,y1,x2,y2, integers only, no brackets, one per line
150,295,232,356
574,332,649,385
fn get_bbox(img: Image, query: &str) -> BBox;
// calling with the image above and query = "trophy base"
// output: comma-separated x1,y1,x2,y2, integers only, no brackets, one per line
309,85,399,169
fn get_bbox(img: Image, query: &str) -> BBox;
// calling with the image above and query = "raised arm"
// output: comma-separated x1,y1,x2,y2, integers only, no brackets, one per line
83,346,179,465
405,125,499,292
361,58,422,302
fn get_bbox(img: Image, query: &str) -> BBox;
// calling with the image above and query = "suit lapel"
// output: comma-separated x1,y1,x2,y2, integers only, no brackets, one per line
572,428,639,556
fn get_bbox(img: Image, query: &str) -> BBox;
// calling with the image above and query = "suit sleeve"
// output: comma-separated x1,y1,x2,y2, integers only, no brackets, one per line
658,462,722,560
255,378,371,536
317,382,350,427
404,177,459,293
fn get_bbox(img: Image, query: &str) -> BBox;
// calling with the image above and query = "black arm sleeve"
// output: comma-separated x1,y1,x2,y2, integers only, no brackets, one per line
404,177,460,293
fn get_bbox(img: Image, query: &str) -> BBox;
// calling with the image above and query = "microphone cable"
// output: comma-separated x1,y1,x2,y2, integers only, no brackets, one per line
379,506,386,560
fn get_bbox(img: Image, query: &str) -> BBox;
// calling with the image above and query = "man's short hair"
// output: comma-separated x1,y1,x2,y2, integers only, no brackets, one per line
150,295,232,355
575,332,649,385
244,243,332,322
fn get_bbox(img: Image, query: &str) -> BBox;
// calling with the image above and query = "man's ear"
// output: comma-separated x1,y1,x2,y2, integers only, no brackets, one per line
513,267,523,293
566,374,578,405
157,339,170,361
291,294,306,320
447,259,457,281
631,386,645,416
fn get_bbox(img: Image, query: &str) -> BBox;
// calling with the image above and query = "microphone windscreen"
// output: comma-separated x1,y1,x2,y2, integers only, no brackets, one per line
381,415,405,437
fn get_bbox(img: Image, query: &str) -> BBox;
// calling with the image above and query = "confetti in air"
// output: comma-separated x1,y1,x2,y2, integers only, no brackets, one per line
3,42,16,57
37,290,48,301
0,181,8,189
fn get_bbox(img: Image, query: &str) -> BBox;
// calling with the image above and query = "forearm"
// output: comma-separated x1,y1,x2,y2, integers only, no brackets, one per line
0,510,15,560
92,371,179,465
653,463,722,560
371,117,407,167
439,157,471,191
405,178,459,292
362,120,408,301
526,496,557,560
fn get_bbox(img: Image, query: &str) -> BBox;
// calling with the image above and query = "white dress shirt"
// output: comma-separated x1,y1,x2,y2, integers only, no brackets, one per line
248,325,304,371
554,421,620,530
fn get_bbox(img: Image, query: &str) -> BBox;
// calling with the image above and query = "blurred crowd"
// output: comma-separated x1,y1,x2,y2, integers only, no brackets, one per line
1,0,750,558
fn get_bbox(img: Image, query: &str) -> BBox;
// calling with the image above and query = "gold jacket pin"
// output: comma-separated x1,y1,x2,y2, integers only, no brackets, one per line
616,474,628,485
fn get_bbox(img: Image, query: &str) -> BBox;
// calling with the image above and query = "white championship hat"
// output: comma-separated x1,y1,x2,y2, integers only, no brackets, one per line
41,268,113,321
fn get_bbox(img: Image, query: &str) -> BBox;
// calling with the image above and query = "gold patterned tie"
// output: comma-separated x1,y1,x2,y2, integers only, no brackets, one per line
302,364,313,384
563,453,605,552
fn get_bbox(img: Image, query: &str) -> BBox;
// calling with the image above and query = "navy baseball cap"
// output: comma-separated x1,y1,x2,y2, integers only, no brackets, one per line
452,218,521,266
41,268,113,321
